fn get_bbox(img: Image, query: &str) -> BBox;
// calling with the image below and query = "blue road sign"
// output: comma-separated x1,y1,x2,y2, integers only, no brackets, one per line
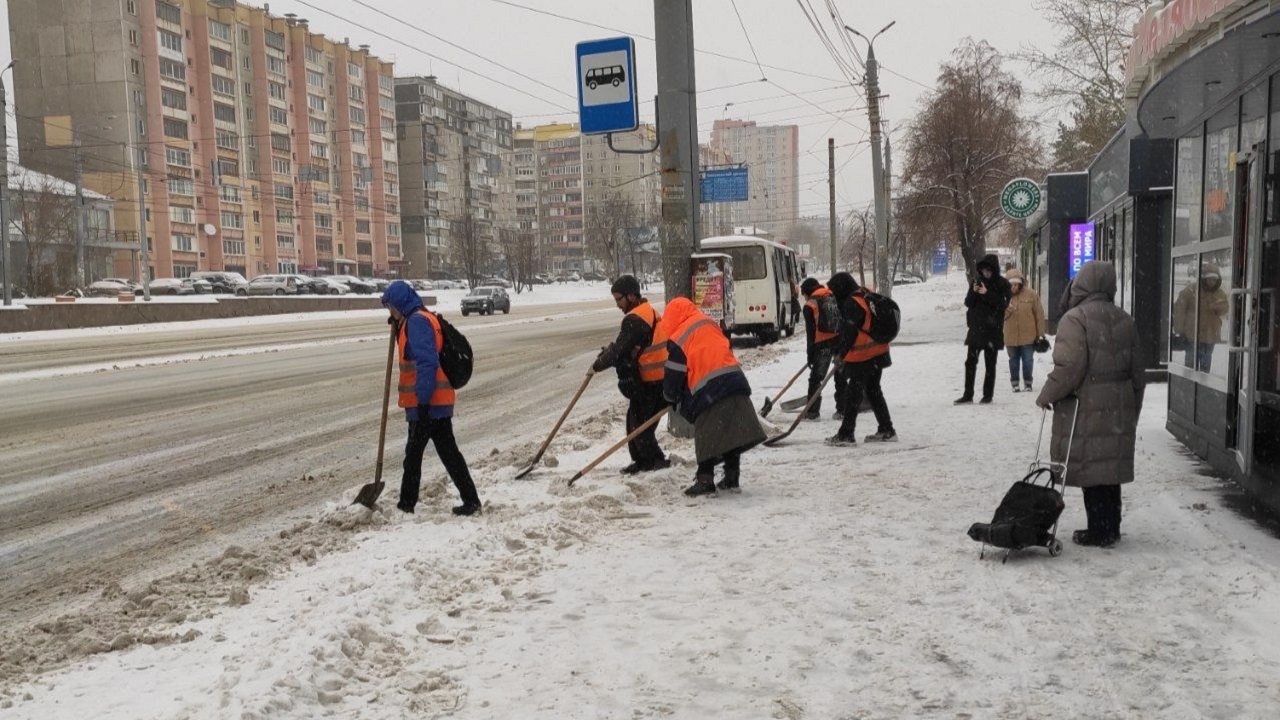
932,244,949,274
700,167,749,203
576,37,639,135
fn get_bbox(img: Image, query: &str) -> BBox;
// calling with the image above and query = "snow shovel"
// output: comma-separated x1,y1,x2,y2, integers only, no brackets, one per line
764,366,837,447
759,362,809,418
352,321,399,509
514,369,595,479
779,396,811,412
568,407,670,487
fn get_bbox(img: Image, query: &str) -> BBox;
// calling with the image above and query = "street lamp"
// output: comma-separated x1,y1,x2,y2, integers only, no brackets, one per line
1,60,15,307
842,21,895,294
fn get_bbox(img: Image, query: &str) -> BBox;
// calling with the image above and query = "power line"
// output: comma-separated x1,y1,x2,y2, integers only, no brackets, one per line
729,0,768,80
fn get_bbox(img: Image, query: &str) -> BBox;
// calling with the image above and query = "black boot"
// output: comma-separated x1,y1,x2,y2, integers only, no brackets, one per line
716,468,740,493
452,502,483,516
953,395,974,405
1071,529,1116,547
684,474,717,497
640,457,671,472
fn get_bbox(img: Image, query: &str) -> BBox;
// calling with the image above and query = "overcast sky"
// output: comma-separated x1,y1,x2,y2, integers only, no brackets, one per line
1,0,1062,220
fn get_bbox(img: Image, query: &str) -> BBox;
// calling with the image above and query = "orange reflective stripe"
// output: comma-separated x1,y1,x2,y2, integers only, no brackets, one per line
843,295,888,363
397,309,457,410
627,301,668,383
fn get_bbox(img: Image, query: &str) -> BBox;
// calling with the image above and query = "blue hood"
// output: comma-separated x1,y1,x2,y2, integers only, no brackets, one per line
381,280,422,316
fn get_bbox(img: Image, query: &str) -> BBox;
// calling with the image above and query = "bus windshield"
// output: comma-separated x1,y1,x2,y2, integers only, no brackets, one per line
720,246,767,280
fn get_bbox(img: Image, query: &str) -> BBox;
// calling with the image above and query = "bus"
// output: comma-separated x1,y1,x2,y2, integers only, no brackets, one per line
700,235,802,343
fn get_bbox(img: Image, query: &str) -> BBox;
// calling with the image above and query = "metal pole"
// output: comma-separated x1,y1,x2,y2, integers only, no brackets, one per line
74,139,87,288
866,46,891,297
0,65,12,306
654,0,700,300
828,138,837,274
133,83,151,301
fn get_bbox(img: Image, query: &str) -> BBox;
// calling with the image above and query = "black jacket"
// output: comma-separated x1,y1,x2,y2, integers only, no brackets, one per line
964,255,1011,349
832,292,892,369
802,300,837,360
593,303,658,398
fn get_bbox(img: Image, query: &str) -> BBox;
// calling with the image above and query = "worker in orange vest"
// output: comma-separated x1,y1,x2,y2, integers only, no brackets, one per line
592,275,670,474
659,297,767,496
826,272,896,446
800,277,848,420
382,281,482,516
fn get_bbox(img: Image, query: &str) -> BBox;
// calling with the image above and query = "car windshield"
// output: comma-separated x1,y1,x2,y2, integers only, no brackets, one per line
470,289,493,296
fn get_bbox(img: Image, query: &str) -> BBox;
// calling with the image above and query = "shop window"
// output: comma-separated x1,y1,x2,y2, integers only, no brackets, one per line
1171,255,1198,367
1203,104,1239,241
1196,249,1232,378
1121,208,1134,314
1174,132,1203,246
1241,84,1267,154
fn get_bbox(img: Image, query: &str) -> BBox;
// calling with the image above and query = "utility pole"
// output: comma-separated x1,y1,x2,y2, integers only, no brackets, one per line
828,138,837,274
133,85,152,301
883,135,893,281
844,22,895,297
654,0,701,300
74,140,87,288
0,61,13,306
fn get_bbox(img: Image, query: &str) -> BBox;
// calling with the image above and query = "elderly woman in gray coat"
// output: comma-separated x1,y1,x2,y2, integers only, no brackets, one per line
1036,261,1145,547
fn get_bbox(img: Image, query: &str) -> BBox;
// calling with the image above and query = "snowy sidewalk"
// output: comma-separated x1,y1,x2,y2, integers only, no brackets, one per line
5,277,1280,719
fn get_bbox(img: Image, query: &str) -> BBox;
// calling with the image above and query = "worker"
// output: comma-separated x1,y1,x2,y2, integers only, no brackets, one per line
659,297,767,496
800,277,847,420
826,272,896,445
593,275,670,474
381,280,482,516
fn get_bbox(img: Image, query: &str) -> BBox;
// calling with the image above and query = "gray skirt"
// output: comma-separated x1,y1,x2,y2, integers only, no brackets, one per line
694,394,768,463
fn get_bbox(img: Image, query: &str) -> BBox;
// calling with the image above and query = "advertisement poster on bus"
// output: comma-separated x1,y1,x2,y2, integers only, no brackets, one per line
690,253,735,329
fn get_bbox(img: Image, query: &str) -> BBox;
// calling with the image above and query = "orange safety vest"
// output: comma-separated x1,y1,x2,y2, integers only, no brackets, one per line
844,294,890,363
805,287,838,344
668,312,741,397
627,301,669,383
397,309,456,412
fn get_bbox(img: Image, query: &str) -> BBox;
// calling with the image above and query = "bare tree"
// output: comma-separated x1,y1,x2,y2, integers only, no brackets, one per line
1015,0,1149,169
839,208,875,287
900,39,1043,277
9,171,79,296
450,213,490,289
498,226,538,294
586,191,640,279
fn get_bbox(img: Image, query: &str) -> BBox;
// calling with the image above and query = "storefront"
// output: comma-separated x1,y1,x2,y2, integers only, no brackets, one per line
1130,0,1280,512
1020,172,1089,331
1086,128,1175,377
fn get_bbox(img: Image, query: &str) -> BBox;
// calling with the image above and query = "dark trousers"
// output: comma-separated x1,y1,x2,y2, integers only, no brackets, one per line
697,449,741,478
837,362,893,438
1082,484,1122,539
964,346,999,400
626,383,667,464
1007,345,1035,385
400,416,480,510
807,349,848,415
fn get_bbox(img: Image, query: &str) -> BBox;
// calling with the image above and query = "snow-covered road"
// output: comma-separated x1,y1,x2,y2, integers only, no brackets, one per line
4,276,1279,718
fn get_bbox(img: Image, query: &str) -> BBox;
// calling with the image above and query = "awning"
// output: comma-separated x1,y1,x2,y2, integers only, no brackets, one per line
333,258,357,266
1138,10,1280,138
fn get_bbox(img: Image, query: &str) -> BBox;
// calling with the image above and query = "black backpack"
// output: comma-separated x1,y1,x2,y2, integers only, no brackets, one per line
967,469,1065,550
430,311,474,389
862,291,901,344
815,294,841,334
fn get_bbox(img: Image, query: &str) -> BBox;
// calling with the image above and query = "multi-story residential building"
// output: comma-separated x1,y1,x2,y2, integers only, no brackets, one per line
512,126,540,270
710,119,800,242
395,76,513,277
8,0,397,280
532,123,585,273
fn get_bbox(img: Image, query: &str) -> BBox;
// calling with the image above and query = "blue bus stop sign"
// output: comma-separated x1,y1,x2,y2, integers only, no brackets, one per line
576,37,639,135
700,167,749,203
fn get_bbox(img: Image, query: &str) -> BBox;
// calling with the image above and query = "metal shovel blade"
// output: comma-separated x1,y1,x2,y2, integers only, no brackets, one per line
513,463,537,480
351,480,385,509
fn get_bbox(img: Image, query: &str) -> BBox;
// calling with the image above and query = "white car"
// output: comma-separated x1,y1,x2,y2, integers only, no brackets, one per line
87,279,136,297
315,277,351,295
147,278,211,295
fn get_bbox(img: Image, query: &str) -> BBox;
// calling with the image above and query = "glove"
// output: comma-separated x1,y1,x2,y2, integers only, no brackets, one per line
591,346,611,373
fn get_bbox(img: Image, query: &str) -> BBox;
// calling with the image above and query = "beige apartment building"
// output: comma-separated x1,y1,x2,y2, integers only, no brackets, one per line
8,0,399,280
710,119,800,242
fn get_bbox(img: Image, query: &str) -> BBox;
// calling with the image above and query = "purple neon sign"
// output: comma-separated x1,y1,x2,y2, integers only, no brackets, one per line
1069,222,1096,279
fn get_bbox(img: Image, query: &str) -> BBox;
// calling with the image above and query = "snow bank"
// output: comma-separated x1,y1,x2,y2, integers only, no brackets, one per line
5,276,1280,718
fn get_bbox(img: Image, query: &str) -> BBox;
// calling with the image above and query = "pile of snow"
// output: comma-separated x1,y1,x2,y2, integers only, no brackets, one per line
5,275,1280,718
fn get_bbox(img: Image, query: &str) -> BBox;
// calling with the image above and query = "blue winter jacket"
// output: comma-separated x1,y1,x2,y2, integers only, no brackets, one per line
382,281,451,421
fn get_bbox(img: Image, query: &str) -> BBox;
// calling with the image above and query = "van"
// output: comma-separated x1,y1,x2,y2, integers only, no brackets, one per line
700,236,802,343
585,65,625,90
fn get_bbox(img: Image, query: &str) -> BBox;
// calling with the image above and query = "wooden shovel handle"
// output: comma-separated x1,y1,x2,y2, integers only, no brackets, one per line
569,407,670,486
374,321,398,483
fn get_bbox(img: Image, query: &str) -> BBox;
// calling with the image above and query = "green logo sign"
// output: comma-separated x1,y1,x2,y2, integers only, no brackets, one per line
1001,178,1042,220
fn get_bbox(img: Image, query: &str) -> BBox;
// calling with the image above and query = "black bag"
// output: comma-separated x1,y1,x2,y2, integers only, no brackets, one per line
862,291,901,344
816,294,841,335
967,469,1064,550
434,313,474,389
1033,336,1051,354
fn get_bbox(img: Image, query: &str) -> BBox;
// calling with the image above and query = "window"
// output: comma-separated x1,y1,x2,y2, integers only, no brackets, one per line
159,58,185,81
276,234,295,250
163,118,188,139
379,96,394,113
309,117,327,135
216,129,238,150
267,55,286,75
1174,132,1203,247
158,29,182,53
307,93,325,112
214,103,236,123
349,85,364,102
222,239,246,255
306,46,324,65
314,191,330,206
173,264,196,278
244,82,252,96
350,129,366,146
1241,84,1267,154
167,177,194,196
220,185,242,203
171,234,195,252
310,142,328,159
169,206,195,224
349,106,366,125
1202,104,1238,241
386,222,400,237
211,75,235,96
156,1,181,24
210,47,232,70
220,211,244,229
160,88,186,110
272,157,292,176
379,74,393,92
315,237,333,253
315,214,333,229
720,245,766,280
276,208,295,224
209,20,232,41
347,61,362,78
131,58,141,76
307,69,325,88
277,261,297,274
217,157,239,176
265,30,285,50
166,147,191,167
271,133,291,153
275,184,294,199
269,81,287,101
356,219,371,234
269,106,288,126
388,244,400,258
357,241,373,256
1171,255,1199,368
127,0,137,15
129,29,140,47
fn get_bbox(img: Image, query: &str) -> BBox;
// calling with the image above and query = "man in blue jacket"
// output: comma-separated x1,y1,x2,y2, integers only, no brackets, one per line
382,281,482,516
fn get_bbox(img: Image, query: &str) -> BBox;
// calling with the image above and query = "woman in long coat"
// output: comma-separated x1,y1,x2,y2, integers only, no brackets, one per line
1036,261,1145,547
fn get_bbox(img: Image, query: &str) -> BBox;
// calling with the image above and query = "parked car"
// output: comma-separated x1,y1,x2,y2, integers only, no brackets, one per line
146,277,211,295
362,277,391,292
323,275,377,294
311,277,351,295
191,271,249,296
892,272,925,286
460,286,511,316
247,274,309,296
408,279,435,292
480,276,513,289
531,273,552,285
87,279,136,297
582,271,606,282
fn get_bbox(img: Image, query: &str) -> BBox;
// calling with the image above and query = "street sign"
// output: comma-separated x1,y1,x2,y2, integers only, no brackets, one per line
932,244,949,274
699,167,749,203
1000,178,1042,220
1068,222,1096,279
575,37,639,135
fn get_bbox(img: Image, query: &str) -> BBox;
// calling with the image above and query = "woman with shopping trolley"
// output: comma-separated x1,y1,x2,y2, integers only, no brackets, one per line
1036,261,1146,548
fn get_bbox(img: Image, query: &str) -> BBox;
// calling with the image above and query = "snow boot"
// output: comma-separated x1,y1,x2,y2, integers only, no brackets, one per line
1011,382,1021,393
452,502,483,517
715,468,740,493
979,396,994,405
621,462,644,475
684,474,717,497
824,434,856,447
833,410,844,421
863,430,897,443
1024,381,1033,392
641,457,672,473
396,502,415,514
804,409,820,421
953,395,974,405
1072,529,1116,548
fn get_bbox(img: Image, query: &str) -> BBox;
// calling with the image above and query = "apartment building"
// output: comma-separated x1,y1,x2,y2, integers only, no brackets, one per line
709,119,800,242
8,0,398,280
512,127,539,269
395,76,514,277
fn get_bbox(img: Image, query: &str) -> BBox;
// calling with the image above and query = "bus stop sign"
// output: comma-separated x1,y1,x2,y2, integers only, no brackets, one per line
576,37,639,135
700,167,749,203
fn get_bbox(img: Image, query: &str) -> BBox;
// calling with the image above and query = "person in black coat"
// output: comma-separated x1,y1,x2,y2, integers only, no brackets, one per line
800,278,848,419
826,272,895,445
956,253,1012,404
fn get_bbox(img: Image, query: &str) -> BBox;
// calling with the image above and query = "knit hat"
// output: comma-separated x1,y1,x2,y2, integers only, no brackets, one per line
610,274,641,297
800,277,822,296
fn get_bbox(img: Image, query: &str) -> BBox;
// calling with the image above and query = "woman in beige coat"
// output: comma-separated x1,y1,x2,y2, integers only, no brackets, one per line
1036,262,1145,548
1003,269,1046,392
